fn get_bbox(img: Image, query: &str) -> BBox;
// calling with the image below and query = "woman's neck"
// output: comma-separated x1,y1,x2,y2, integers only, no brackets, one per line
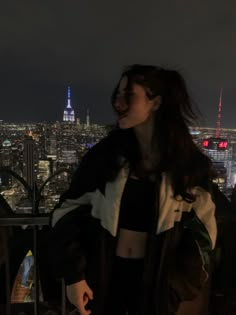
133,116,159,171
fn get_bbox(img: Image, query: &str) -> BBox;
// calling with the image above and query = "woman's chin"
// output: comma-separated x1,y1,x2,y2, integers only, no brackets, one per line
118,121,132,129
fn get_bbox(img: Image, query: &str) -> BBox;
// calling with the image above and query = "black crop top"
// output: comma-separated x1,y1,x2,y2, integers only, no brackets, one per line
118,177,156,232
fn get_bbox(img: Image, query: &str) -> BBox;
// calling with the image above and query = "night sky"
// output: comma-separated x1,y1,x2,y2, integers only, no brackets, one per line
0,1,236,127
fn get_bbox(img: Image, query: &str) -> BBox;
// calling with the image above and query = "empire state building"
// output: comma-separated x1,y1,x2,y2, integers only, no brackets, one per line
63,86,75,122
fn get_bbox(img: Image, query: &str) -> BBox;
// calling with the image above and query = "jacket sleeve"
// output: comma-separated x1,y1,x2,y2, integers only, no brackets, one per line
49,142,105,285
169,181,219,305
50,205,92,285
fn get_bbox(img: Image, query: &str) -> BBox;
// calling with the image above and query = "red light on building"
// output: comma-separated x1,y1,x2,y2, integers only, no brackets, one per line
218,141,228,150
202,140,209,147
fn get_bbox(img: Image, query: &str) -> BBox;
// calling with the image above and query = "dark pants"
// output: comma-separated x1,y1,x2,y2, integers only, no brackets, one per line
107,256,144,315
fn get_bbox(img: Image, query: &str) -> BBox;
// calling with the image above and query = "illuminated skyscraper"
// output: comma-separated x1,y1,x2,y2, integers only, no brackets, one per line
0,139,13,186
0,139,12,167
202,137,232,190
23,135,38,189
63,86,75,122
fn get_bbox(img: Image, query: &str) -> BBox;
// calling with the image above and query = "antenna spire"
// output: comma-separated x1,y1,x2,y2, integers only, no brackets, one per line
66,86,72,109
216,88,223,138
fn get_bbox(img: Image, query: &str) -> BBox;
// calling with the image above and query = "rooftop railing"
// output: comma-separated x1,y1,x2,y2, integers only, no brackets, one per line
0,168,72,315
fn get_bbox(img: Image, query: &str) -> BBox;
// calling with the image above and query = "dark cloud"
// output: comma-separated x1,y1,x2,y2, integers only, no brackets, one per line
0,0,235,126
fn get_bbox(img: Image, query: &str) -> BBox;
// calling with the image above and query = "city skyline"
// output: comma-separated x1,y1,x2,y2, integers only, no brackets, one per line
0,85,233,128
0,1,236,127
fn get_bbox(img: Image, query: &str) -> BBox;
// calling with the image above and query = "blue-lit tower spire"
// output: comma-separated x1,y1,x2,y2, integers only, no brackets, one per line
63,86,75,122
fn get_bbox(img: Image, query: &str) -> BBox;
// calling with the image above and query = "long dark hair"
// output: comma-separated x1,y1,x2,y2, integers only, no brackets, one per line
110,64,213,199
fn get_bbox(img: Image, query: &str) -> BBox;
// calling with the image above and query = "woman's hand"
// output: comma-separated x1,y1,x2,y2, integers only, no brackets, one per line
66,280,94,315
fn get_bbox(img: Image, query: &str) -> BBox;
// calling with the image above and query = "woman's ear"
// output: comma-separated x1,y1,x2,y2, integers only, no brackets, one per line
152,95,162,111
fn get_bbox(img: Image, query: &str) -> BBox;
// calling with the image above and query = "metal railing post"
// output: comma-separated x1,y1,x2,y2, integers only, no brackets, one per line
61,279,66,315
3,228,11,315
32,183,39,315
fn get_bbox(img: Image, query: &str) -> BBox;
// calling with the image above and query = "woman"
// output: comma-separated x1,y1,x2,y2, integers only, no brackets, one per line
50,65,217,315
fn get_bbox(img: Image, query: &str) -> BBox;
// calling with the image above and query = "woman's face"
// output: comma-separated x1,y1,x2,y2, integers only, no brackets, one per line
113,76,159,129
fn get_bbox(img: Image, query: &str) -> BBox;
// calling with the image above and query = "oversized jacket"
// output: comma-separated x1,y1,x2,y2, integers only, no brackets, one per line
50,132,217,315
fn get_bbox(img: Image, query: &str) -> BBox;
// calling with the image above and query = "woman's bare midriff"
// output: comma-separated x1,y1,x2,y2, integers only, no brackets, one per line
116,228,148,258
